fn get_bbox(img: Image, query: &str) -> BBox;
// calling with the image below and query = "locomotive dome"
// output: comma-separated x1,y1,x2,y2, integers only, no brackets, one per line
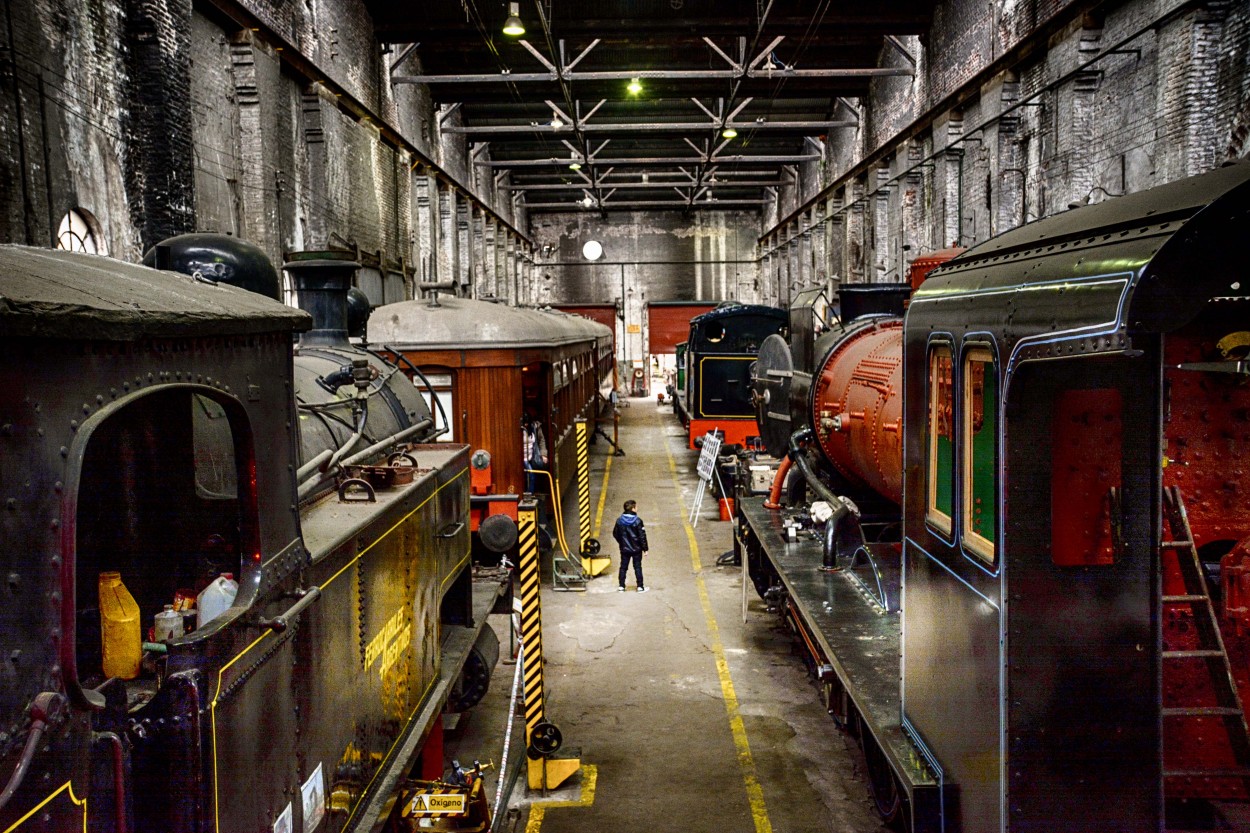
368,294,612,349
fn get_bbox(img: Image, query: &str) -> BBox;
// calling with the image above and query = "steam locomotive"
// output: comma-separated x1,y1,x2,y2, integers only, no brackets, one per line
741,162,1250,831
0,238,505,833
673,303,787,449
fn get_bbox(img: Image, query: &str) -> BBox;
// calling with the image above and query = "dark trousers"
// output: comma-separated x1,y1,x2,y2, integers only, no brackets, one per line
618,551,644,588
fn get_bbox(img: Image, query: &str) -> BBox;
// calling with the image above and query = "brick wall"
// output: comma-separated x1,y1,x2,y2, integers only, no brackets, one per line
771,0,1250,293
0,0,512,293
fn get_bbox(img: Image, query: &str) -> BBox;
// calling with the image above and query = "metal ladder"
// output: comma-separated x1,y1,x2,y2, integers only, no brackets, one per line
1160,485,1250,787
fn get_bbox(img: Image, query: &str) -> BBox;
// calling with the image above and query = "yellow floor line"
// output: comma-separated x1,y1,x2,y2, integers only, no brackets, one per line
523,764,598,833
592,451,614,540
663,434,773,833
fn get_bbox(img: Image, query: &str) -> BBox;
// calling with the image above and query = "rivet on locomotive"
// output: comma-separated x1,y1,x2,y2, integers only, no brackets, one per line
0,237,507,833
740,162,1250,831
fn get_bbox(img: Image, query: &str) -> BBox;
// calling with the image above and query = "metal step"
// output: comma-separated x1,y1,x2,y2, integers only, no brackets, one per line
1162,706,1244,718
1163,649,1227,659
1164,768,1250,779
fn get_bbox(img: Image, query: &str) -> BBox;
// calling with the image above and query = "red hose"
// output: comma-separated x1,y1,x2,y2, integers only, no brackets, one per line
763,456,793,510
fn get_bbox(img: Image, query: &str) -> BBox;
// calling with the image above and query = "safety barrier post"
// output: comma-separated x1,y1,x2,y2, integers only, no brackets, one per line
576,420,611,577
517,498,580,790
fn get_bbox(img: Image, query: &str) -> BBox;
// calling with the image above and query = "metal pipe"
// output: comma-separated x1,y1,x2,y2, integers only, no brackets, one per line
374,345,452,439
324,406,367,471
764,455,793,510
0,693,64,813
296,449,333,482
297,417,435,502
98,731,129,833
340,418,432,469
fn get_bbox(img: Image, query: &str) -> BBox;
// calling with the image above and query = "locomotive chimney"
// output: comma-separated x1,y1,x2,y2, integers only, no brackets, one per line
283,251,359,348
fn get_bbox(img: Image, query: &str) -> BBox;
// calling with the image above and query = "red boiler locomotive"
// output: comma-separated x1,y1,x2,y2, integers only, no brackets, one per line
742,162,1250,831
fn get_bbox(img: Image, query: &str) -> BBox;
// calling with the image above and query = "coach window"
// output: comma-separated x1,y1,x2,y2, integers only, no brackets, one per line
962,348,997,562
926,344,954,534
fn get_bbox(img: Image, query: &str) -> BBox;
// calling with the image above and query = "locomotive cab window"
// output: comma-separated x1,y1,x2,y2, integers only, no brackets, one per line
926,344,954,534
71,387,258,694
962,348,997,562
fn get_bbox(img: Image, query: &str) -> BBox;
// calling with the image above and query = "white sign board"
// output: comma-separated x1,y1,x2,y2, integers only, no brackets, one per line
301,763,325,832
408,792,468,815
695,432,722,482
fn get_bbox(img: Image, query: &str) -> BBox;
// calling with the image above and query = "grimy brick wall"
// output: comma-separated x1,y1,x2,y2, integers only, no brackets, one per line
0,0,515,299
761,0,1250,304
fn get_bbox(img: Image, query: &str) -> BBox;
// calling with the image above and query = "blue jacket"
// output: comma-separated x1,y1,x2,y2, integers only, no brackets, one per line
612,512,648,554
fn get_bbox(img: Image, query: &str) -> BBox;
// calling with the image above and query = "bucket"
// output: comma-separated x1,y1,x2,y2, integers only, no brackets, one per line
718,498,735,521
99,572,141,680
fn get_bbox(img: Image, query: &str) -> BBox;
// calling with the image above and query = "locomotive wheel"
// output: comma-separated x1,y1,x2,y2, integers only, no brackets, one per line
858,712,905,829
527,721,563,758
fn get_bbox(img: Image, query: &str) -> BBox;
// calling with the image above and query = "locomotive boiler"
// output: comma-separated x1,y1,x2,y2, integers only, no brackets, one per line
741,162,1250,831
0,238,503,833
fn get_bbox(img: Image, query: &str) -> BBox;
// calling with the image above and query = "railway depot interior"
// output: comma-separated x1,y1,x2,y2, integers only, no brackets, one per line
2,2,1250,833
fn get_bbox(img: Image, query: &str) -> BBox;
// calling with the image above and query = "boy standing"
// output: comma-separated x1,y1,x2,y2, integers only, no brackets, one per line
612,499,648,592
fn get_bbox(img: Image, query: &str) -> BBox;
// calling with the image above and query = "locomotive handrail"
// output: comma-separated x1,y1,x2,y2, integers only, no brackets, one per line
437,521,466,539
371,345,452,440
0,692,66,814
259,587,323,632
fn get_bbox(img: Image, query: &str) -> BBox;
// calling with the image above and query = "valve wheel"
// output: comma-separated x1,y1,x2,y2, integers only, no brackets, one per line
527,721,563,758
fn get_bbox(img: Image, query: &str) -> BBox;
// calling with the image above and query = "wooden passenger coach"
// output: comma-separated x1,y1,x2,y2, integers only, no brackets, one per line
369,296,614,538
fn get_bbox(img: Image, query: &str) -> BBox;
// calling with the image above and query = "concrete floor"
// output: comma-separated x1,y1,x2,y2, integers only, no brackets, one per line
447,397,889,833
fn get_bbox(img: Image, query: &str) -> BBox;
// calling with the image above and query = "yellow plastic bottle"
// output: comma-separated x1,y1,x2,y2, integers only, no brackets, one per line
99,572,141,680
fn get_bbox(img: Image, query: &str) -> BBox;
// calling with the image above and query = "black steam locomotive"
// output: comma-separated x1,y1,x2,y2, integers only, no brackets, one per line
673,303,787,449
741,162,1250,831
0,238,505,832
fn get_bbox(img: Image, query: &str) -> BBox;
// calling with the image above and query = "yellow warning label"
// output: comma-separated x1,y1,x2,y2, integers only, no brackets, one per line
407,792,467,815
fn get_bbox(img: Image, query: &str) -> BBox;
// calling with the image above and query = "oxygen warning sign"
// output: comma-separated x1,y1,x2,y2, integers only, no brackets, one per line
407,792,466,815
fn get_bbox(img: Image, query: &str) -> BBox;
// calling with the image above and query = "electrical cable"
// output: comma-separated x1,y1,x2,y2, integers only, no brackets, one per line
491,639,525,821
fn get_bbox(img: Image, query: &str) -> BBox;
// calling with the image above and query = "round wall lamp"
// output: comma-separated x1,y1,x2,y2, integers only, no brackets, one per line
582,240,604,261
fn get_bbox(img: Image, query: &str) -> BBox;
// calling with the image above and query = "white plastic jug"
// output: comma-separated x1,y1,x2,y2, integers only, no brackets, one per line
196,573,238,629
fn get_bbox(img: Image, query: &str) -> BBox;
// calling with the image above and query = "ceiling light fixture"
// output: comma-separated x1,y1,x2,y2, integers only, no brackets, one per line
502,2,525,36
721,126,738,139
550,111,563,128
569,159,582,170
627,77,643,95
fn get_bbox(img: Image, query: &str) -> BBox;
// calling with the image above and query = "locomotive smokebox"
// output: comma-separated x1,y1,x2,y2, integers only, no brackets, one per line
283,250,359,348
836,282,911,322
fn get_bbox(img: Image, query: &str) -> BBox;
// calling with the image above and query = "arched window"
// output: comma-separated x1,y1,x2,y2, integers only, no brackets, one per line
56,208,103,254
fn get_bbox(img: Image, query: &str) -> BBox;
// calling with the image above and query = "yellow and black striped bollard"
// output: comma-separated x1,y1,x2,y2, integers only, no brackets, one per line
518,497,580,790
